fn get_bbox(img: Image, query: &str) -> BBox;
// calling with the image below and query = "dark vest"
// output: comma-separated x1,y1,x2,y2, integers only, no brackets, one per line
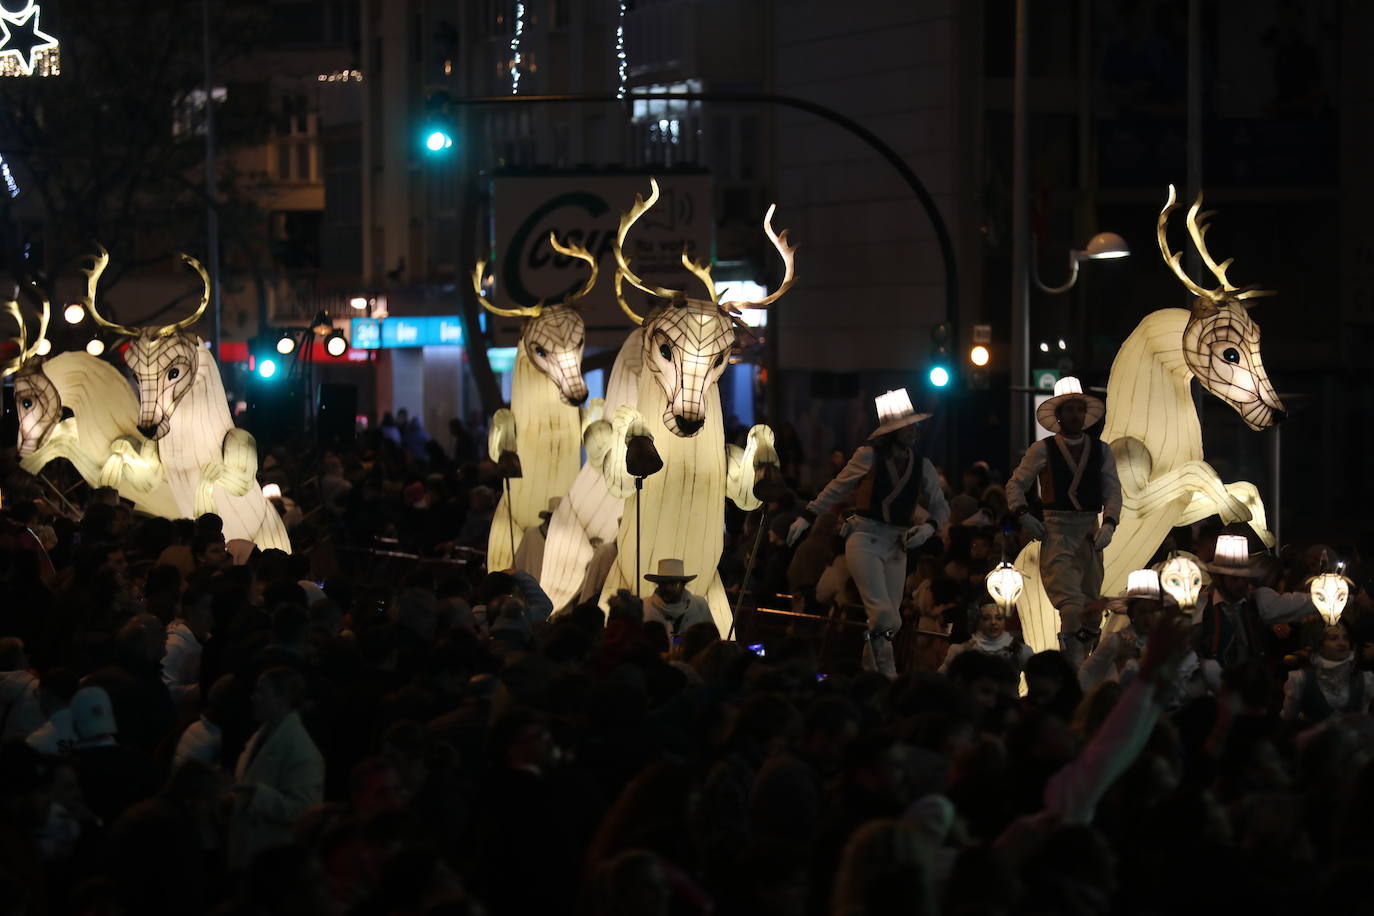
854,447,923,525
1038,437,1105,512
1299,662,1366,723
1195,595,1268,666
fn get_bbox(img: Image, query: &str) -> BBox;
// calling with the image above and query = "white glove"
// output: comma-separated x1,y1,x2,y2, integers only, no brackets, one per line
903,523,935,551
1092,521,1116,551
786,516,811,547
1020,513,1046,540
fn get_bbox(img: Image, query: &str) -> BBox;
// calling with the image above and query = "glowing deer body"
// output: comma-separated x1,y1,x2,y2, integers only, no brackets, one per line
84,249,291,552
475,234,602,572
579,179,791,633
1014,187,1284,653
2,287,177,516
538,322,645,611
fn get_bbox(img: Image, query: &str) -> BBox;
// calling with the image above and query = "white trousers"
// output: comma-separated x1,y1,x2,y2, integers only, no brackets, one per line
1040,510,1103,635
845,516,907,678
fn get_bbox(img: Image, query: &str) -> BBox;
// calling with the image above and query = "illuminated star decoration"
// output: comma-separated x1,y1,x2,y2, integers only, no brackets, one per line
0,4,57,76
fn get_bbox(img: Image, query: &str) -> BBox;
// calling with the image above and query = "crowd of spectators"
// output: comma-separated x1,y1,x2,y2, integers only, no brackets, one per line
0,419,1371,916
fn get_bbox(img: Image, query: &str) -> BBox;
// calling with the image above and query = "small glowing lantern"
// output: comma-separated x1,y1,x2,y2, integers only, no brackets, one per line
875,389,916,426
1126,568,1162,600
63,302,85,324
986,561,1024,612
34,338,51,356
1309,554,1352,628
85,337,104,356
349,296,368,310
1310,573,1349,628
261,483,282,501
1210,535,1251,573
1159,554,1203,610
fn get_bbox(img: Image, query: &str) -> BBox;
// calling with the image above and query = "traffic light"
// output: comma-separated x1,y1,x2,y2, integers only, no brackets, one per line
249,335,284,381
421,90,456,156
928,321,952,389
424,127,454,153
966,344,991,390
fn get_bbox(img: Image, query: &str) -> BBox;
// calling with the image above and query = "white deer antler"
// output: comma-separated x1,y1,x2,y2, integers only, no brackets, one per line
1157,185,1276,305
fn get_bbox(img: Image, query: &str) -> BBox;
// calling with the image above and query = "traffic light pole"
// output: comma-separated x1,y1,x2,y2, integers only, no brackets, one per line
441,90,961,469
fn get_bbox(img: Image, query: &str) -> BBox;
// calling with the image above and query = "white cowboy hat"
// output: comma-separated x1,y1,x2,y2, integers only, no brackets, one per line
868,388,932,440
1202,534,1263,578
644,558,697,584
1036,376,1105,433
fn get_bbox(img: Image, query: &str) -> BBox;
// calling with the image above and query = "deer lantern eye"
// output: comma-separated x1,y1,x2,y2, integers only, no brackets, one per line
20,398,32,409
534,345,547,358
167,367,181,381
1222,347,1240,364
713,354,725,369
659,342,672,361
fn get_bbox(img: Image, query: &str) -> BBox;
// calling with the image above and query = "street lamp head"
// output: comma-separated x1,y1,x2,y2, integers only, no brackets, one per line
1081,231,1130,260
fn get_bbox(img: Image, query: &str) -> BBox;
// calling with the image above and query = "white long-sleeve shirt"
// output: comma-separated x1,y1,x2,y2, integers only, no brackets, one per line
806,445,949,529
162,620,204,712
1006,436,1122,520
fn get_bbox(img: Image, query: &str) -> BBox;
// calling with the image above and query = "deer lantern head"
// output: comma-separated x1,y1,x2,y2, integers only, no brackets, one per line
82,245,210,441
614,178,796,437
2,283,57,458
473,232,595,407
1158,185,1285,431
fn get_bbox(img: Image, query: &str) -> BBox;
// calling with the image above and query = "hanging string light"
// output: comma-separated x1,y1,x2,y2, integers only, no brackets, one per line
615,0,628,99
509,1,525,94
0,154,17,198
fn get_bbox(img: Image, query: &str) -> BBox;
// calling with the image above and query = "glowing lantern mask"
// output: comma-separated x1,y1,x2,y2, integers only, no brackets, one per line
1310,573,1350,628
986,562,1025,611
1160,555,1204,610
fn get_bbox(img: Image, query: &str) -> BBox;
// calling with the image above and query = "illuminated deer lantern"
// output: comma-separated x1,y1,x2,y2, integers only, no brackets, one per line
84,247,291,552
1014,186,1283,653
575,178,789,631
3,282,179,517
474,232,603,572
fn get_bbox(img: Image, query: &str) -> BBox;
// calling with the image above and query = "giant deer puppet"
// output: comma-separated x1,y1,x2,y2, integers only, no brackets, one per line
572,178,789,632
3,278,179,517
84,247,291,552
1014,186,1283,654
474,232,603,572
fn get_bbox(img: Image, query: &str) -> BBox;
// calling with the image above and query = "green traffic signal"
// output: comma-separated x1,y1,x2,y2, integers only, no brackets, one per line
424,127,454,153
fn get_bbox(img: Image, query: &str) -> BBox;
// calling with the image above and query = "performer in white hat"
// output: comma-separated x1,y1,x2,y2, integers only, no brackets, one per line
1005,377,1121,664
786,389,950,677
643,558,714,636
1078,570,1202,707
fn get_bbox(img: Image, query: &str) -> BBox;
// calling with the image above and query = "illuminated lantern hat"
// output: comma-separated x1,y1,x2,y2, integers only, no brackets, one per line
1035,376,1105,433
869,388,931,440
1307,552,1354,628
1204,534,1262,578
1124,568,1163,601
